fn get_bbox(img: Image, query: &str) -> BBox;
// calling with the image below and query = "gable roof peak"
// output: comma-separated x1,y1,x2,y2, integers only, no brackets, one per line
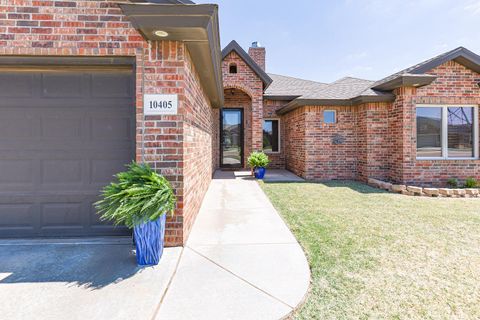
373,46,480,90
332,76,374,84
222,40,273,89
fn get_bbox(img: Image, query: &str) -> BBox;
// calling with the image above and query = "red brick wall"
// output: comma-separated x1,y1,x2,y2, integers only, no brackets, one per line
283,61,479,186
0,0,213,246
220,51,264,168
356,102,390,182
263,99,286,169
182,50,214,243
304,106,357,180
284,107,307,177
285,103,390,182
391,61,480,186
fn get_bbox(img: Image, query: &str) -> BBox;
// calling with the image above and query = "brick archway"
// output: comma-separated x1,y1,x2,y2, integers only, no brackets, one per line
223,83,255,99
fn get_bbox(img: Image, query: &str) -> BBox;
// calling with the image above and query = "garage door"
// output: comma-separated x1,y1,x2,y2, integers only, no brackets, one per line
0,60,135,237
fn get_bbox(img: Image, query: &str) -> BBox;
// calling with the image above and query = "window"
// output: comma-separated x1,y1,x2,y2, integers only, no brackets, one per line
416,105,479,159
324,110,336,124
229,63,237,74
417,107,442,158
263,119,280,153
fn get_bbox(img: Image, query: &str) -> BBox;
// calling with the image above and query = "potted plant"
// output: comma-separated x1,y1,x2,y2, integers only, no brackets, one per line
247,151,270,179
95,162,176,266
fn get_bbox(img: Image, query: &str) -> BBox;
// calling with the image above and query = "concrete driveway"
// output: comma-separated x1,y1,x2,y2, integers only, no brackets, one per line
0,170,310,320
0,238,181,320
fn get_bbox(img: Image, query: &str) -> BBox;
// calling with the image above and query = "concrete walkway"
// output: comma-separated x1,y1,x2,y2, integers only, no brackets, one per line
0,170,309,320
156,171,310,320
263,169,305,182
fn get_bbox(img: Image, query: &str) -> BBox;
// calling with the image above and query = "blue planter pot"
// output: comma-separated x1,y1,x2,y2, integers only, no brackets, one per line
254,167,266,179
133,214,166,266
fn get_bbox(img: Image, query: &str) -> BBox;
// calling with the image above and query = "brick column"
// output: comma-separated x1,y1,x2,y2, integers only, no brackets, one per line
251,94,264,152
139,41,186,246
389,87,417,184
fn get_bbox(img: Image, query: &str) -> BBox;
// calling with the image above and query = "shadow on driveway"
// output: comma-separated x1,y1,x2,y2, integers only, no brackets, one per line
0,242,144,289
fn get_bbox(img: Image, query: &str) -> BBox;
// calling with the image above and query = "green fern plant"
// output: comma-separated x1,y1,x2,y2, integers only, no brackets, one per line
95,162,176,228
247,151,270,168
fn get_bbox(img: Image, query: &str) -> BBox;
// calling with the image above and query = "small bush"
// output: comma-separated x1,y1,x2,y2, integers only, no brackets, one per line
247,151,270,168
446,178,458,188
464,177,478,188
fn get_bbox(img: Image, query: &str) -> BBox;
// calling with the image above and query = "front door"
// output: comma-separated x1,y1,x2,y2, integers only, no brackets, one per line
220,109,244,168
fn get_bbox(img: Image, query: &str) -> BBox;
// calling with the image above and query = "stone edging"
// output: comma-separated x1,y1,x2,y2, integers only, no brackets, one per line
367,178,480,198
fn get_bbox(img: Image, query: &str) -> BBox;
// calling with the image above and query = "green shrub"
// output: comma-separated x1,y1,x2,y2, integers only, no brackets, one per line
464,177,478,188
247,151,270,168
446,178,458,188
95,162,176,228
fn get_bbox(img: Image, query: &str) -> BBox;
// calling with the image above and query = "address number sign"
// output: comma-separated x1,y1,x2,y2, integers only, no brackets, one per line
143,94,178,115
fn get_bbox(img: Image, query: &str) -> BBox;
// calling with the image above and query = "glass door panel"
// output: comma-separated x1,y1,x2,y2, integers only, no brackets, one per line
221,109,243,168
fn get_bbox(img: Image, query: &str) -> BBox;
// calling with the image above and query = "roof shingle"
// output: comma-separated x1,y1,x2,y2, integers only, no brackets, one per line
264,73,328,97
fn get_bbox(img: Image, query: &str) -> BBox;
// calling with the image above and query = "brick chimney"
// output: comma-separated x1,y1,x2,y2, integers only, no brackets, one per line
248,41,266,71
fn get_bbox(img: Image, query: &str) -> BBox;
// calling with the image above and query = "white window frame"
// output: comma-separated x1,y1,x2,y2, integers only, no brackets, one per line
323,110,337,124
263,118,281,154
416,104,479,160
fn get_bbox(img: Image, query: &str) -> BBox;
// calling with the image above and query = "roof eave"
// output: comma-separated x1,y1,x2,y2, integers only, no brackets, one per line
276,94,395,115
263,95,301,101
413,47,480,74
372,74,437,91
350,94,396,104
118,3,224,108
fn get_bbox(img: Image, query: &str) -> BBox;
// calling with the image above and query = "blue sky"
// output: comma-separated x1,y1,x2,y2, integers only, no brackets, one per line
196,0,480,83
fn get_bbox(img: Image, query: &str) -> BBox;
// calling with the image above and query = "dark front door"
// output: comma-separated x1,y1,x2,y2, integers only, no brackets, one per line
0,65,135,238
220,109,244,168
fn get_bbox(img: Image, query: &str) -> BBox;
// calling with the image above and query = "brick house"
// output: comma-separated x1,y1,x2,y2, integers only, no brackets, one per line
0,0,479,246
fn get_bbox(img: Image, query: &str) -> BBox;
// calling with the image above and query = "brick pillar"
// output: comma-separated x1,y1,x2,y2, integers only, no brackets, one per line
251,93,264,152
389,87,417,184
140,40,186,247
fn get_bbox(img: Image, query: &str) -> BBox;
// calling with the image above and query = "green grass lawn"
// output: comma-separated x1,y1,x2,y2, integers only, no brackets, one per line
260,181,480,320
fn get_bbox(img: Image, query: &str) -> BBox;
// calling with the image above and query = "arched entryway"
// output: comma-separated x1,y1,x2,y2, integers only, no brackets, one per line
216,87,253,169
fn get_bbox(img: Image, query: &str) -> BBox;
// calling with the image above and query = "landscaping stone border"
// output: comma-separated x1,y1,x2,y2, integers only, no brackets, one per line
367,178,480,198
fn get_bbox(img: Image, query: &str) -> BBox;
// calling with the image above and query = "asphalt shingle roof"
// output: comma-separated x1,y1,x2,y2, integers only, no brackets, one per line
269,47,480,102
264,74,328,97
266,75,389,101
300,77,376,100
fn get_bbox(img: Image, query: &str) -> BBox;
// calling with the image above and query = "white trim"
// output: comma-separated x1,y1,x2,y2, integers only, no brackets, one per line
474,107,479,158
442,106,448,158
416,104,479,160
323,110,337,124
263,118,281,154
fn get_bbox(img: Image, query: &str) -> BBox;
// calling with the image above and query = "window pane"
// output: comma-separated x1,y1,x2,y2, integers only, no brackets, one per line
447,107,474,158
263,120,279,152
324,111,336,124
417,107,442,157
